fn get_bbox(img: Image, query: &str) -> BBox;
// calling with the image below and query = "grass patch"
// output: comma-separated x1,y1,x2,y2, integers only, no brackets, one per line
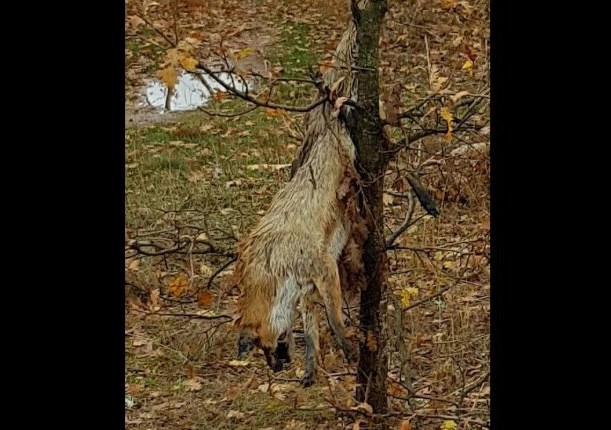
125,103,297,231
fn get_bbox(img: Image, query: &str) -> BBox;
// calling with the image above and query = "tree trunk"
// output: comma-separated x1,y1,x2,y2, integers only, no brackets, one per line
352,0,389,412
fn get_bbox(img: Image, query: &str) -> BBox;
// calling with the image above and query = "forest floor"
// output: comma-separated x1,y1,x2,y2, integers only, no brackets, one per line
125,0,490,429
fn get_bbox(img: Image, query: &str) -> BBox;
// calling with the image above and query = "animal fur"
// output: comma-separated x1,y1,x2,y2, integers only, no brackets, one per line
234,10,369,387
233,117,360,385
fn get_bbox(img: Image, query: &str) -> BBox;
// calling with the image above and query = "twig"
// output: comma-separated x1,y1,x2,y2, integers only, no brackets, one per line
195,64,329,112
386,391,459,407
405,172,439,217
385,190,415,248
148,312,232,320
451,370,490,397
403,285,452,311
134,13,176,47
207,256,237,290
197,105,259,118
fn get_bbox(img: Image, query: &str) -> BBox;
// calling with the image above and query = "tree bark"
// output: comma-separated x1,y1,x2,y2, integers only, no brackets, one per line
352,0,389,412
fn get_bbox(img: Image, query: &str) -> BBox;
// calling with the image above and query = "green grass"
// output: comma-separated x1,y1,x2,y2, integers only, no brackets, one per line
125,22,327,233
125,104,297,231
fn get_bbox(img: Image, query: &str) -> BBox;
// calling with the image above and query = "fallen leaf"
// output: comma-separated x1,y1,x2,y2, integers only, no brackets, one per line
228,360,250,367
200,263,214,277
168,274,189,298
441,0,458,10
236,47,255,59
400,420,411,430
182,377,203,392
247,163,291,171
197,290,214,306
212,91,227,102
127,15,145,28
439,107,454,141
127,384,144,395
462,59,474,76
265,108,286,118
429,65,448,92
225,179,242,188
179,56,198,72
227,410,245,419
440,420,457,430
149,288,161,311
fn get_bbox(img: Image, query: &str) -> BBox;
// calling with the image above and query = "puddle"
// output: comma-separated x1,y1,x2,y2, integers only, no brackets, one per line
141,70,252,112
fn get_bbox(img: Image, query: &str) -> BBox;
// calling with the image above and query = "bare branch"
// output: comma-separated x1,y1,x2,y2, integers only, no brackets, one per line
148,312,232,320
386,190,415,248
403,285,452,311
133,13,176,47
195,64,329,112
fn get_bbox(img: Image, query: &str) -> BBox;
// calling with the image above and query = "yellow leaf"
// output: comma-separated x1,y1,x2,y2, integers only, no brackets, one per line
179,56,198,72
440,107,453,141
236,47,255,59
158,66,178,89
440,421,457,430
443,260,456,270
168,274,189,297
462,59,474,76
400,287,419,309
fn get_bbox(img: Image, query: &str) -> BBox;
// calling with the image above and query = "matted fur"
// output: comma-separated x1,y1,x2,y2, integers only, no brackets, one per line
233,119,356,347
233,118,363,387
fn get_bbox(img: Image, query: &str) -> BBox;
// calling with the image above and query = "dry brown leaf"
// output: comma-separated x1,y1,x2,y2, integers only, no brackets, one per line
352,402,373,414
228,360,250,367
182,377,203,392
226,410,245,419
212,91,227,102
197,290,214,307
400,420,411,430
149,288,161,311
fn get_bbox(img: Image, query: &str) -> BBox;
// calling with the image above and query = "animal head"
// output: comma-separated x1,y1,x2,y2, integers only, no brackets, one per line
236,325,286,372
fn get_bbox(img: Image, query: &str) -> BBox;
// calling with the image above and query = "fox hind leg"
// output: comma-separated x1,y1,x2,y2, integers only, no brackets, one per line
315,255,357,363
